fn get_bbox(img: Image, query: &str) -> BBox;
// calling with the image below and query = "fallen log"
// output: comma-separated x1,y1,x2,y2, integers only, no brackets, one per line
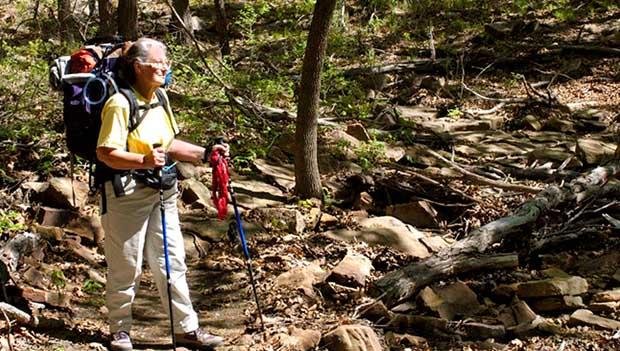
374,162,620,306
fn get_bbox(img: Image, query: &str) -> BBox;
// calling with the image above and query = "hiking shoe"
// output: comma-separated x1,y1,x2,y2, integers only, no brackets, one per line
175,328,224,350
110,331,132,351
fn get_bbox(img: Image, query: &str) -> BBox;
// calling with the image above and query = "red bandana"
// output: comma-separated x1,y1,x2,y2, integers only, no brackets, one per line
210,151,229,220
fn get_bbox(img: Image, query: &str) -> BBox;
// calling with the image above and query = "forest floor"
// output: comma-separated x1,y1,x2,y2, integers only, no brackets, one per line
3,1,620,351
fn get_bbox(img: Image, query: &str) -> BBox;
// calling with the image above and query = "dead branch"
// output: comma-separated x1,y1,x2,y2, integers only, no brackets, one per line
374,161,620,306
423,149,542,194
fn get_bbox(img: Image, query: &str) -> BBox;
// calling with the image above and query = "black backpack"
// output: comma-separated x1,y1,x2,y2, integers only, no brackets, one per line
50,38,172,191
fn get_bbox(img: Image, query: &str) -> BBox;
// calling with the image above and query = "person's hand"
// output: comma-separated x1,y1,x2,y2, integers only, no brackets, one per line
212,142,230,158
144,146,166,168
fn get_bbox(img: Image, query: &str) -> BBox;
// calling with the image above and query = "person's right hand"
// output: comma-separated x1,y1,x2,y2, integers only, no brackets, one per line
212,142,230,158
144,146,166,168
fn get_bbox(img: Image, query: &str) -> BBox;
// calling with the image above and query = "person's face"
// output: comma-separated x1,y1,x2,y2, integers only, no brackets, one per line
134,45,169,88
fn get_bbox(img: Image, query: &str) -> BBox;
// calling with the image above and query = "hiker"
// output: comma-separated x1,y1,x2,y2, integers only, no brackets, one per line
96,37,227,351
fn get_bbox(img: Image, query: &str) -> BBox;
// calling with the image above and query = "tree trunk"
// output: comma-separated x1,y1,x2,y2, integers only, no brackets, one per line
118,0,138,40
294,0,337,199
173,0,193,43
374,162,620,306
97,0,115,37
214,0,230,56
57,0,74,41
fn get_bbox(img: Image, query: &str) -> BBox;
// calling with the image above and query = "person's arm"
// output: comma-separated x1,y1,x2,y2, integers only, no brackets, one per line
96,146,166,170
167,139,229,164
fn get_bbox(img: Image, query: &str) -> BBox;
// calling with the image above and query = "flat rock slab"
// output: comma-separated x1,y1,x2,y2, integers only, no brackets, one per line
418,281,481,320
517,276,588,298
327,253,373,288
325,216,432,257
321,325,382,351
275,261,326,298
569,309,620,330
253,159,296,191
529,295,585,312
593,288,620,302
232,178,289,209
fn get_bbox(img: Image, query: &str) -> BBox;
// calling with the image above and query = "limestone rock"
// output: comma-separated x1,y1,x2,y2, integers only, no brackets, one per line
275,262,326,298
386,201,440,228
42,178,88,209
528,295,585,312
346,123,371,142
569,309,620,330
321,325,382,351
324,216,430,258
418,282,481,320
327,253,373,288
251,207,306,234
253,158,296,191
516,276,588,298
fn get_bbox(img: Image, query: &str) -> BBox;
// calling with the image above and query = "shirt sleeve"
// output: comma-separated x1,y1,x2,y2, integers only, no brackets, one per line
97,94,130,150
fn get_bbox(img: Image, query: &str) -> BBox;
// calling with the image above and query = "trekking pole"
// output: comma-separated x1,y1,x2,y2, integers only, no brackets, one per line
154,144,177,349
212,147,265,330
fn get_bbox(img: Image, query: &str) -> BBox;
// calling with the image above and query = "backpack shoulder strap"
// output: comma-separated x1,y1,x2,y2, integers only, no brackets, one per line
118,87,140,133
155,88,175,129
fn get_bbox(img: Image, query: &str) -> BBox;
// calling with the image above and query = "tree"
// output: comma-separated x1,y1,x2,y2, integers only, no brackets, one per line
173,0,193,42
97,0,115,37
294,0,337,199
118,0,138,40
57,0,74,40
214,0,230,56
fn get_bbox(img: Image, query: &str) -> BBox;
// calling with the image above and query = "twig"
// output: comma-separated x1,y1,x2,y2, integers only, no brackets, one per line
0,308,13,351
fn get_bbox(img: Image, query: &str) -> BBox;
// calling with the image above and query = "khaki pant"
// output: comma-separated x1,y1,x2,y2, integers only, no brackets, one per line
101,176,199,334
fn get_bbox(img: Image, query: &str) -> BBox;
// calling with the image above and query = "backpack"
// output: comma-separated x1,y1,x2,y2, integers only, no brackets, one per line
50,38,173,193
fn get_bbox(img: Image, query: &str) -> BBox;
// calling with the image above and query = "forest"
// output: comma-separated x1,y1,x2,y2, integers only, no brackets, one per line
1,0,620,350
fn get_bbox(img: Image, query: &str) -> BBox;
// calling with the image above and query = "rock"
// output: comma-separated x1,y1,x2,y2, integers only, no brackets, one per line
385,146,406,162
492,283,520,302
527,147,582,169
394,106,438,122
35,207,75,227
31,224,64,241
569,309,620,330
21,287,71,308
386,201,440,228
511,300,538,325
321,325,382,351
325,216,430,258
420,76,445,93
180,218,229,241
23,267,50,289
575,137,616,165
419,235,450,253
327,254,373,288
232,178,289,209
388,314,450,336
516,276,588,298
592,288,620,302
65,215,104,245
358,301,391,324
523,115,543,131
318,281,363,302
544,118,575,133
275,262,326,298
353,192,374,211
180,179,213,207
589,301,620,313
175,161,199,180
253,159,296,191
346,123,371,142
418,282,481,320
461,322,506,340
275,327,321,351
390,302,415,314
251,207,306,234
42,178,89,209
305,207,322,231
384,332,427,349
319,213,339,228
528,296,585,312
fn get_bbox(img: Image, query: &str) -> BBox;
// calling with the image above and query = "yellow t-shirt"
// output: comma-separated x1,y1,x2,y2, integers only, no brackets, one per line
97,88,179,155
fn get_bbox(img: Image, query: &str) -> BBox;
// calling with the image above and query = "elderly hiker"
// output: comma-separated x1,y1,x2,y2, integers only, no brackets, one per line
96,37,226,351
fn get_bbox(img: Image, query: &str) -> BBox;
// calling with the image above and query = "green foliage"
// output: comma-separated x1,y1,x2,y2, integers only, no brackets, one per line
0,210,26,234
447,107,463,118
83,279,104,294
355,141,387,170
50,270,66,289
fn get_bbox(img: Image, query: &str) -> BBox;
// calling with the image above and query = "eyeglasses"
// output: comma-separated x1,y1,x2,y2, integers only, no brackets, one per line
137,59,172,71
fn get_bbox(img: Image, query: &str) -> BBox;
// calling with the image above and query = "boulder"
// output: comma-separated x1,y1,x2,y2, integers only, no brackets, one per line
324,216,430,258
175,161,199,180
358,301,391,324
528,295,585,312
386,201,440,228
274,327,321,351
327,254,373,288
251,207,306,234
575,137,616,165
253,158,296,191
321,325,382,351
569,309,620,330
275,262,326,298
346,123,371,142
41,178,89,209
516,276,588,298
180,179,213,208
418,282,481,320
